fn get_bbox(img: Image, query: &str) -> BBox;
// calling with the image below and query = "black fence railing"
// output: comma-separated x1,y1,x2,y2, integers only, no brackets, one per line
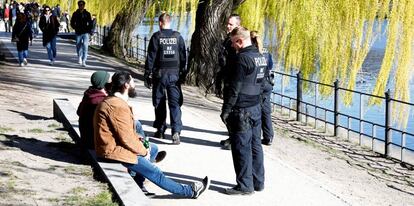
90,25,189,62
272,71,414,165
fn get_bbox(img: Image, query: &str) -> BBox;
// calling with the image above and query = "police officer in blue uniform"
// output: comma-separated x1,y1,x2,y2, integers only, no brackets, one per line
144,13,187,145
221,27,266,195
251,31,275,146
217,14,241,150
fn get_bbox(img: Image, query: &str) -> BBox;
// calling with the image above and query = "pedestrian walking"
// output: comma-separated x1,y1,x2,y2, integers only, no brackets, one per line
70,0,92,67
94,71,209,198
144,13,187,144
4,3,10,32
220,27,266,195
217,14,242,150
39,5,60,65
251,31,275,146
11,12,32,67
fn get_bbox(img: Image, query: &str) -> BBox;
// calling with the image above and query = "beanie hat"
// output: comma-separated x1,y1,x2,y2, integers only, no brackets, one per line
91,71,110,89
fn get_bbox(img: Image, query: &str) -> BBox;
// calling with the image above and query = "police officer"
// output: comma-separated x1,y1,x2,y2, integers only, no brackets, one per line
221,27,266,195
144,13,186,145
251,31,274,146
217,14,241,149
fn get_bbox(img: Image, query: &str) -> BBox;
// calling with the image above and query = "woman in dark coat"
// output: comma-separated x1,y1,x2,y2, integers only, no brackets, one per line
39,5,59,65
11,12,32,67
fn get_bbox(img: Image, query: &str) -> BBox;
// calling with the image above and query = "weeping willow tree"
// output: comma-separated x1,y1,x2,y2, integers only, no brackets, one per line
233,0,414,127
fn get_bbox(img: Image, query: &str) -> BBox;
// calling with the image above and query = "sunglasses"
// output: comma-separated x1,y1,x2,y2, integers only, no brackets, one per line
45,9,50,11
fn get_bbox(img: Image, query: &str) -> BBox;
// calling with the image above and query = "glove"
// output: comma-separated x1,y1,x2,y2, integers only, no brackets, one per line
178,74,186,85
269,73,275,86
144,72,152,89
220,111,230,125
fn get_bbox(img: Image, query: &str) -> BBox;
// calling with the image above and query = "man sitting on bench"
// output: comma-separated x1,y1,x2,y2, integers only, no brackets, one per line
93,71,210,198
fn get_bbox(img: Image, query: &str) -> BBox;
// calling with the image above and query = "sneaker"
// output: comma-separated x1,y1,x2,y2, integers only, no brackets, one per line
81,61,86,67
78,57,82,64
154,130,165,139
261,139,273,146
49,60,53,65
172,132,180,145
140,185,156,197
23,58,28,66
224,187,254,195
192,176,210,199
19,63,23,67
154,151,166,163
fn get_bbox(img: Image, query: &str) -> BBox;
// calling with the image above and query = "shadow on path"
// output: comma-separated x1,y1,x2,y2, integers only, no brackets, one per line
0,133,87,165
150,171,234,199
8,109,53,120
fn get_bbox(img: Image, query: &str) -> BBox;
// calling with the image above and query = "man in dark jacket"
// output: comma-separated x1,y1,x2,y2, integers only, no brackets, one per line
220,27,266,195
144,13,187,144
217,14,241,150
77,71,110,149
39,5,59,65
70,0,92,67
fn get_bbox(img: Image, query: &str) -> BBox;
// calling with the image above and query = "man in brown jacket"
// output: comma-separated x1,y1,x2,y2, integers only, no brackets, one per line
94,71,209,198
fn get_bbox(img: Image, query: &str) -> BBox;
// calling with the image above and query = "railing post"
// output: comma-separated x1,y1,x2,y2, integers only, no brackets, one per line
144,37,147,57
384,89,391,157
136,35,139,60
334,80,339,136
103,26,107,46
296,72,302,122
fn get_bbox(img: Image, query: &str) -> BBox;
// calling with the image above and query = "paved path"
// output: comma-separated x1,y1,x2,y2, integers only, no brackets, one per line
0,30,349,206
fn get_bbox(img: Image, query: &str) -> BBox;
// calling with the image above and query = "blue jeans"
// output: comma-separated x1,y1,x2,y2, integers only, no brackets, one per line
17,50,28,64
76,33,89,62
123,156,194,197
135,120,146,139
46,37,57,61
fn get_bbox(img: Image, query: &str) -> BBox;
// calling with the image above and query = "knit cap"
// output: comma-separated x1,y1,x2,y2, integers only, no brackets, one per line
90,71,110,89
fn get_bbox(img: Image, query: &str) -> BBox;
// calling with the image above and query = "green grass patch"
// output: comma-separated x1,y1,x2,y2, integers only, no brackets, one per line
27,128,44,133
0,125,15,133
55,133,72,143
65,187,116,206
47,123,60,128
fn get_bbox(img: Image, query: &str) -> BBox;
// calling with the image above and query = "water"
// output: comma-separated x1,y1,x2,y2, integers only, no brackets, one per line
134,17,414,150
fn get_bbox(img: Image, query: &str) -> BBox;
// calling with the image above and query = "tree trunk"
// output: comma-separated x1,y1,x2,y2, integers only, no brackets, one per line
104,0,153,58
187,0,245,94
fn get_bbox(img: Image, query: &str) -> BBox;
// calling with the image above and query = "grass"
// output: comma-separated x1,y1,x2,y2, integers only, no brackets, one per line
64,187,116,206
64,165,93,176
47,123,60,128
27,128,45,133
55,133,72,143
0,125,14,133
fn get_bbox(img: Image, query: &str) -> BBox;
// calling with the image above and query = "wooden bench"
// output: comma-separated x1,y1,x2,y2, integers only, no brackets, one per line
53,98,150,206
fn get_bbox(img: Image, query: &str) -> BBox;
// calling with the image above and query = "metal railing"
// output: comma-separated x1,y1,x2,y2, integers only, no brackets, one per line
90,25,189,62
272,71,414,164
